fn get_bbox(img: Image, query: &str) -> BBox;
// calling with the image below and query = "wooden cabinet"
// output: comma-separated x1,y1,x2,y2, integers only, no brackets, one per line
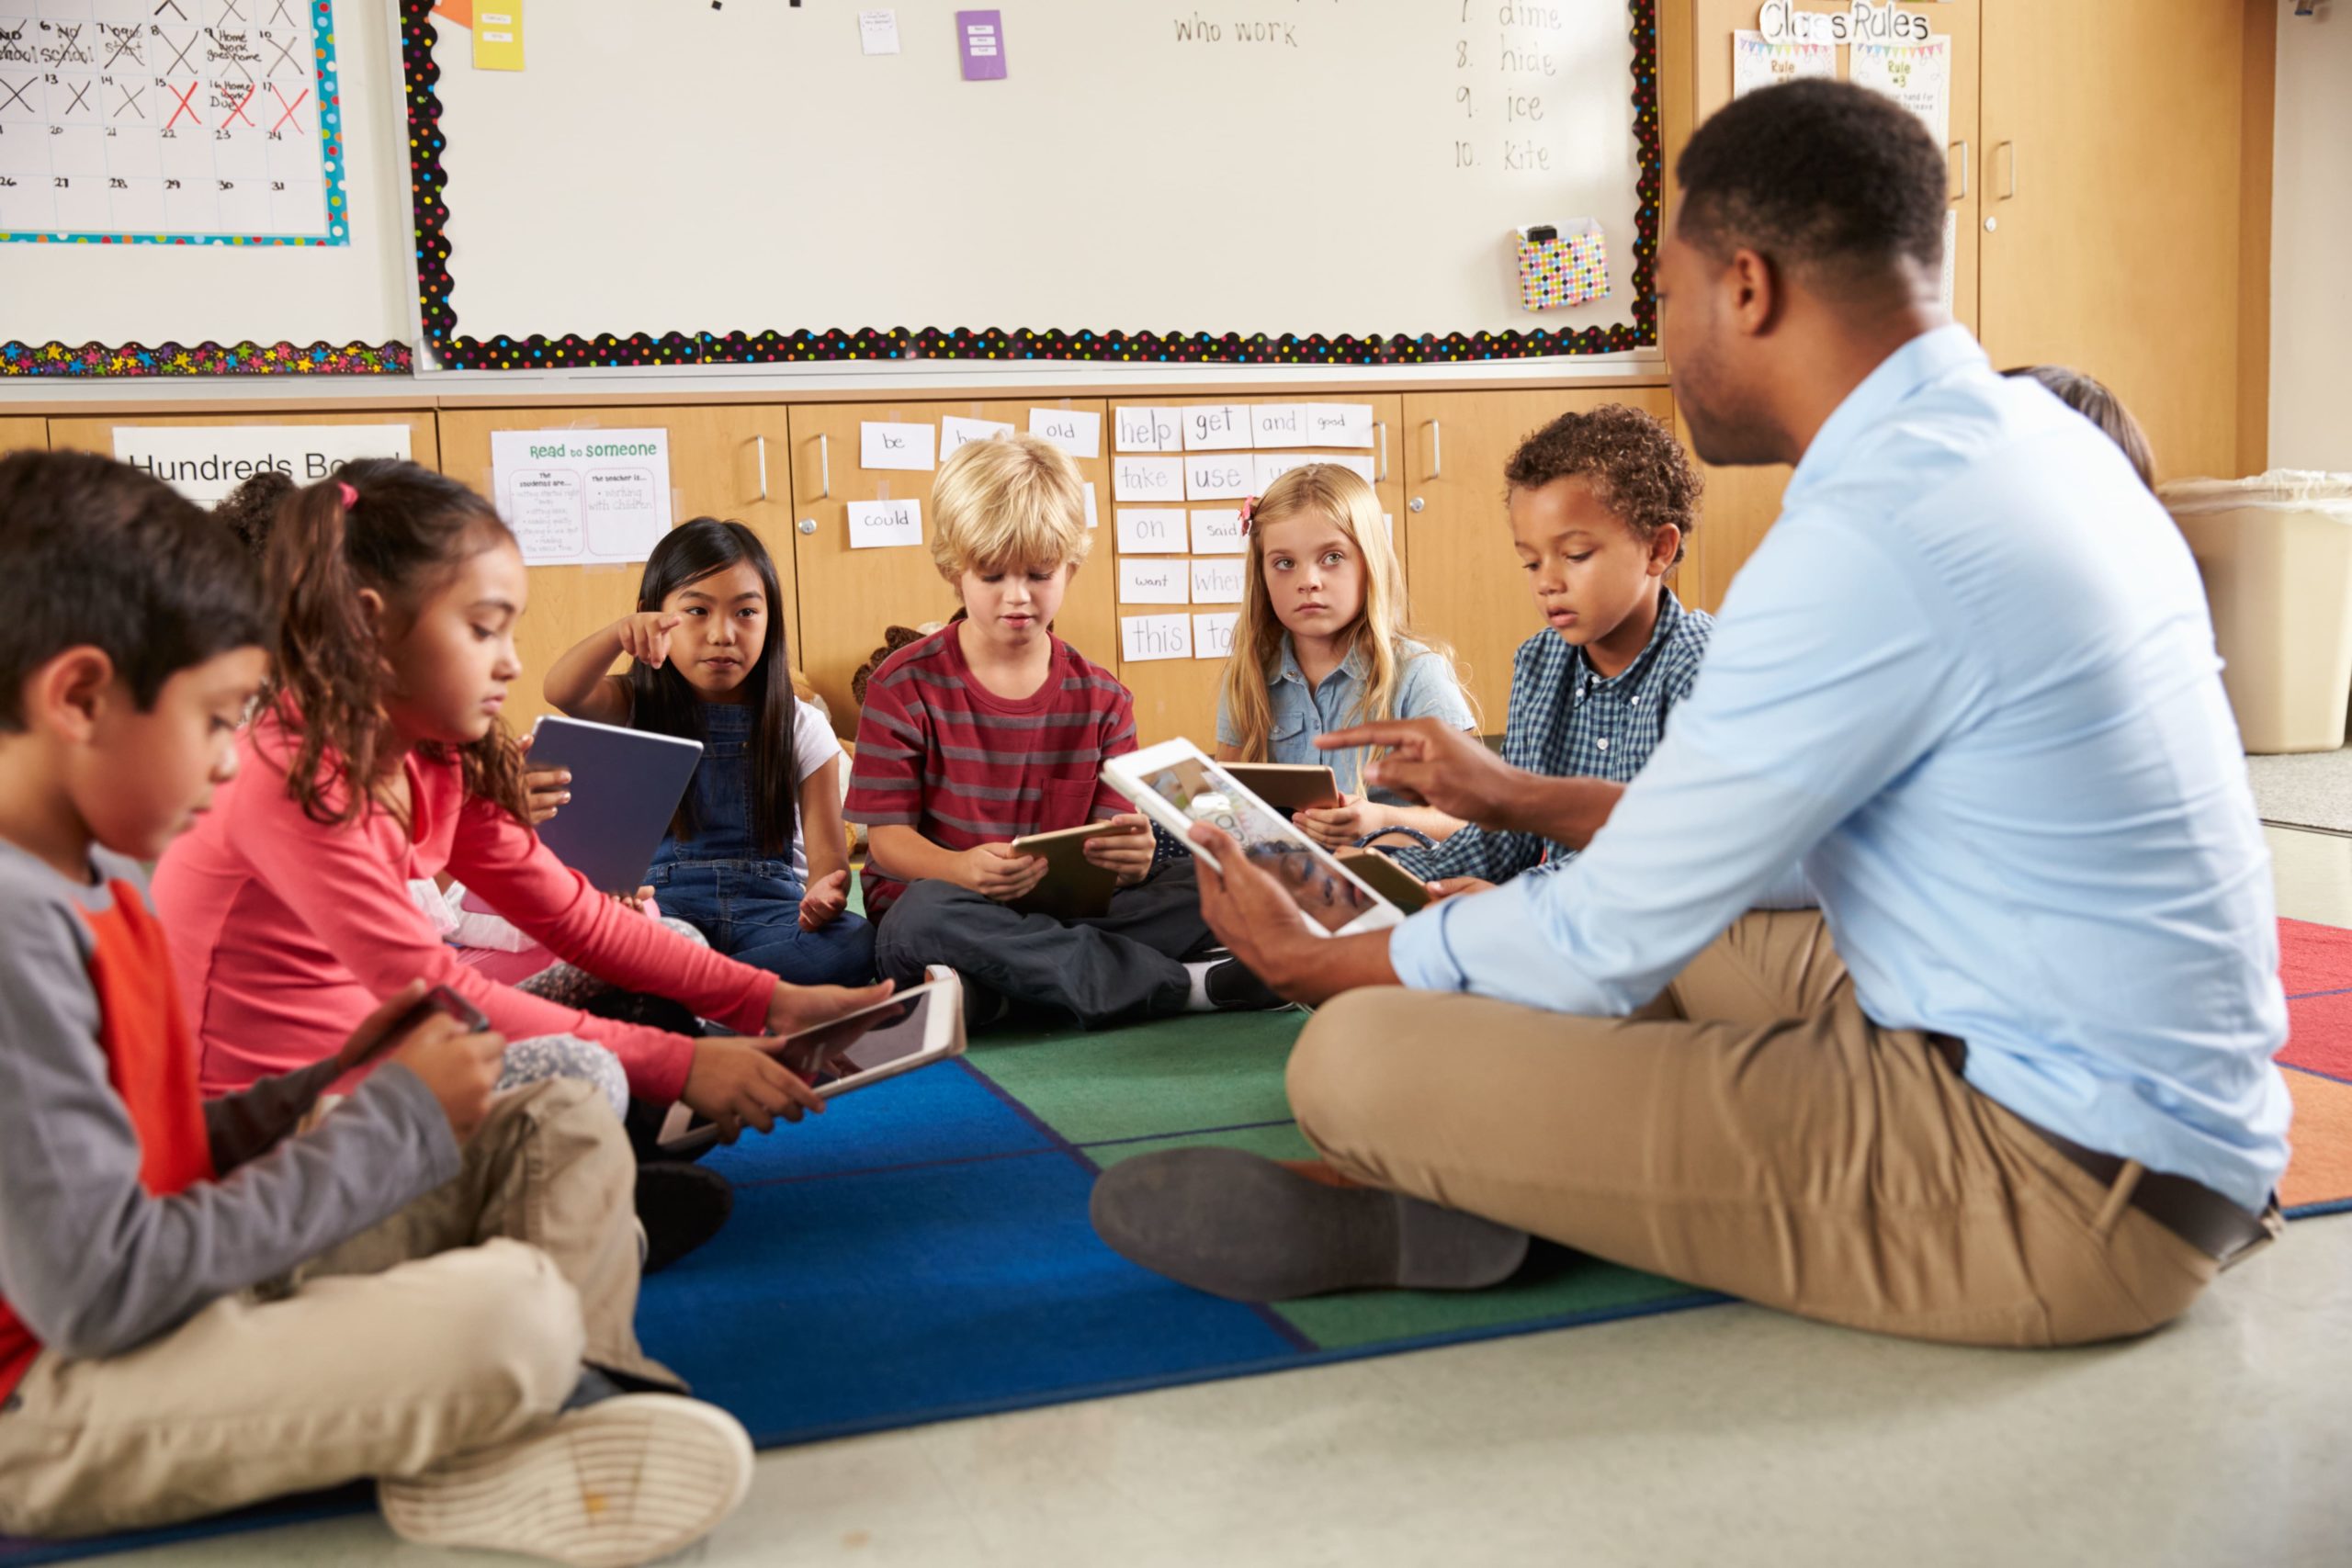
1677,2,1980,611
784,400,1114,735
436,405,796,731
0,419,46,457
1399,388,1679,724
1669,0,2267,608
1978,0,2262,484
1106,394,1405,747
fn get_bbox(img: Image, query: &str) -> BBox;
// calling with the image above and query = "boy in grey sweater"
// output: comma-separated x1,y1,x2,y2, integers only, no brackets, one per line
0,452,752,1563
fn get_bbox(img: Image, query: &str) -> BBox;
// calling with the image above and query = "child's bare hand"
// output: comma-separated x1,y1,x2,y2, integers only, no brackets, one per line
1429,876,1496,901
611,886,656,914
1080,815,1155,886
683,1037,825,1141
798,869,850,931
388,1016,508,1143
616,612,683,671
960,841,1049,901
1293,795,1368,850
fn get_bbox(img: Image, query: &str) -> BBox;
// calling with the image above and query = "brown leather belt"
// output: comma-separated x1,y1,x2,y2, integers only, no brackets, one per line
1928,1035,2273,1264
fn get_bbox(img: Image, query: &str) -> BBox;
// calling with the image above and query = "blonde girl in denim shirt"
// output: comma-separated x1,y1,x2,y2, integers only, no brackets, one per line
1213,466,1476,850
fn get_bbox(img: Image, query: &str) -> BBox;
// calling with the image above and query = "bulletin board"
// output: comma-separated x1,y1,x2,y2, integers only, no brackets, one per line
0,0,412,378
404,0,1663,370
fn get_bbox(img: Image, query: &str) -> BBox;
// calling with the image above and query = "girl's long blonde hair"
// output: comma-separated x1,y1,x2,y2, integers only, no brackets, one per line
1216,464,1471,764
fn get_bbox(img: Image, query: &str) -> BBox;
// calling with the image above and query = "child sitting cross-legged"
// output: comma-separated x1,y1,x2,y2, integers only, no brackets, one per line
0,452,754,1562
1384,404,1714,895
848,434,1283,1028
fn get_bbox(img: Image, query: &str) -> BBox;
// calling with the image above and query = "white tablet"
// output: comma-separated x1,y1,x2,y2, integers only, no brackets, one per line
654,978,965,1155
528,716,704,896
1102,739,1404,938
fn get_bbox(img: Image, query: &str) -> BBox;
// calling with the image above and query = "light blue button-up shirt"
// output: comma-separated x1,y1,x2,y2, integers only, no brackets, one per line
1216,636,1476,803
1390,326,2290,1212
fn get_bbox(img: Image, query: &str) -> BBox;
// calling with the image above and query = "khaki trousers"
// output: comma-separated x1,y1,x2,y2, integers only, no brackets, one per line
0,1078,670,1538
1292,911,2234,1347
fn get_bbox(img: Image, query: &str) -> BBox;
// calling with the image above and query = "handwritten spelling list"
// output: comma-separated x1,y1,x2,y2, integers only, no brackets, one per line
1111,401,1376,661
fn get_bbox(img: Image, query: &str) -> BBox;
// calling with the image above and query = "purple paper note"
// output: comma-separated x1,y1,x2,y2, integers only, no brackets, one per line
956,9,1006,80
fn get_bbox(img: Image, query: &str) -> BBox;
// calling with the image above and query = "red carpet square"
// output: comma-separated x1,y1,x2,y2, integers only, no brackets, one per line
2281,988,2352,1083
2280,917,2352,998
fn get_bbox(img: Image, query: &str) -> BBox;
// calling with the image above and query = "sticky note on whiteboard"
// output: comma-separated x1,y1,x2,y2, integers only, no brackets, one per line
1191,557,1247,604
847,499,922,549
1118,558,1190,605
1185,454,1254,501
1115,406,1182,453
1193,612,1239,660
859,8,901,54
861,422,935,472
1027,407,1102,459
1114,457,1185,502
1306,403,1377,448
1121,614,1193,663
1117,507,1186,554
956,9,1007,80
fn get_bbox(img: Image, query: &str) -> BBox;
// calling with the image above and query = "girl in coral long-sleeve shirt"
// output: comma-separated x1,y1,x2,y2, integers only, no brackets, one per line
154,460,888,1145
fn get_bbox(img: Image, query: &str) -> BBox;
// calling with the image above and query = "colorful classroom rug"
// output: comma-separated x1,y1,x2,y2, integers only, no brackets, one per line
7,923,2350,1564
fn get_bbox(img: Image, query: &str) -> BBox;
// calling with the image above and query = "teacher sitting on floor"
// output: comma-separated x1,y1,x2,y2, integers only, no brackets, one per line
1090,79,2290,1348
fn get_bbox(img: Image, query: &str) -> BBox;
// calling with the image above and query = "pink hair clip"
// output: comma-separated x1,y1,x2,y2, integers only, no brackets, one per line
335,480,358,509
1237,494,1260,536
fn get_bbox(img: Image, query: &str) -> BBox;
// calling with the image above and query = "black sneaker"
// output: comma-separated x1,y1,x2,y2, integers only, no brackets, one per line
1204,958,1289,1011
635,1162,734,1275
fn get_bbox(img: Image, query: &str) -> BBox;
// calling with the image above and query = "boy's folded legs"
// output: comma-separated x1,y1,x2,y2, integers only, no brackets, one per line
299,1077,679,1391
877,876,1193,1029
0,1238,583,1537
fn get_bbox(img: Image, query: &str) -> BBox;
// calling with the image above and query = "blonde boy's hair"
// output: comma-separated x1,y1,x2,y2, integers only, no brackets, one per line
929,434,1092,582
1217,464,1473,766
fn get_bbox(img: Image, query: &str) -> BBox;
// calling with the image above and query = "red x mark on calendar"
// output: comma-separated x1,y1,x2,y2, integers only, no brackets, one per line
220,85,256,128
269,85,308,134
164,79,202,129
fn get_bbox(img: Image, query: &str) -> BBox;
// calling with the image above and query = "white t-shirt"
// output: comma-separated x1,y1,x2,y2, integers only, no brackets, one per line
786,697,842,883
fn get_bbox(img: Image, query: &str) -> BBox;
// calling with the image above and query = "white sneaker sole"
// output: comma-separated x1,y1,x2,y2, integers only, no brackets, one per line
380,1394,754,1568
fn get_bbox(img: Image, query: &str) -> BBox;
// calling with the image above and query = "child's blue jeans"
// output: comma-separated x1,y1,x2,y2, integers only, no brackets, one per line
646,859,877,988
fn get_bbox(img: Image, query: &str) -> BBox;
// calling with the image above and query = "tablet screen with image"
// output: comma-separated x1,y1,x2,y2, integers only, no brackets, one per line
1105,740,1401,938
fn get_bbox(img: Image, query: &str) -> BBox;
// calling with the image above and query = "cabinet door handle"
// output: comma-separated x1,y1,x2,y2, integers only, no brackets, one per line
754,434,770,502
1951,140,1969,203
1998,140,2018,201
1375,421,1390,483
1426,420,1442,481
816,433,831,500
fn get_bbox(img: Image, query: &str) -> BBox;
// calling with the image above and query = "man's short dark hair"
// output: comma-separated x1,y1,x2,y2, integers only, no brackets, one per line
0,450,270,729
1505,404,1702,566
1675,78,1948,284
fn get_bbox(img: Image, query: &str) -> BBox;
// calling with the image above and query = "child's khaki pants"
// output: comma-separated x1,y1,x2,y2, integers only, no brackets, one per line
0,1078,671,1538
1291,910,2259,1347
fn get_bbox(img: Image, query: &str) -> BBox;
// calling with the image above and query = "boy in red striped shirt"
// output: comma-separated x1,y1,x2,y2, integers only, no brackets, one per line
849,435,1279,1027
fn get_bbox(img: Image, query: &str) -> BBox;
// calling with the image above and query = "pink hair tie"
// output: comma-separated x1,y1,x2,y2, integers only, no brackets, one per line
1237,494,1260,536
335,480,358,509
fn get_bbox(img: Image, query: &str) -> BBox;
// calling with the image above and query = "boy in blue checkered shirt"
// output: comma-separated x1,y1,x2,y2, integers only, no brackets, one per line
1378,405,1713,894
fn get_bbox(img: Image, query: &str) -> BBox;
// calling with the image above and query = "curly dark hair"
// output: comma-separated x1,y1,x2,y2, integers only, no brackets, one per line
213,468,296,562
1675,78,1947,286
1503,404,1702,566
266,458,530,830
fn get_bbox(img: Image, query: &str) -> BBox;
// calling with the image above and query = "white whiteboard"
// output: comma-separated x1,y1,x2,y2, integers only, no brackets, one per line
424,0,1649,361
2,0,410,354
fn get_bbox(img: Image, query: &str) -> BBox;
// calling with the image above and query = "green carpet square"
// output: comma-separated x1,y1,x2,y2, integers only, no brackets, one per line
966,1010,1306,1145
